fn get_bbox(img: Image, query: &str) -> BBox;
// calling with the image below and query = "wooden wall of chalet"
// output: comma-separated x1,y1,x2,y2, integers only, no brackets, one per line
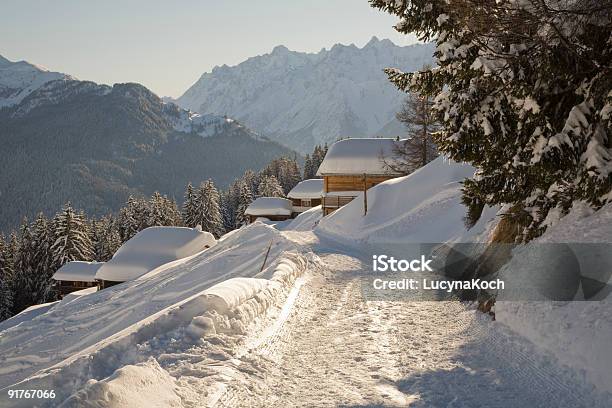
322,174,397,215
248,214,292,224
324,175,392,192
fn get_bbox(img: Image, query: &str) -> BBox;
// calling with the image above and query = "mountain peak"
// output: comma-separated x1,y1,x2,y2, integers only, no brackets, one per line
271,45,290,55
365,36,380,46
0,54,10,66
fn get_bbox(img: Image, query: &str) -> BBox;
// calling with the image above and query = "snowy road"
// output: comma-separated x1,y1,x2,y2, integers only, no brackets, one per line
208,231,607,407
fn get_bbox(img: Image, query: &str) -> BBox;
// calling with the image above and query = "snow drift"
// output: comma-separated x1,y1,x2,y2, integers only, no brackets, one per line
317,156,498,244
0,224,309,406
496,202,612,395
95,226,216,282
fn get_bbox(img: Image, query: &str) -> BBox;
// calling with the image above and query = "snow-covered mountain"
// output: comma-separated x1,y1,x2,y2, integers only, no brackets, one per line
0,54,73,109
0,56,295,232
177,38,435,153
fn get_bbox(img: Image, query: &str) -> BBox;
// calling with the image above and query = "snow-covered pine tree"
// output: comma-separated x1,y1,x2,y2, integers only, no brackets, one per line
0,235,14,320
31,213,55,303
117,195,146,241
91,215,121,262
221,181,241,232
194,180,225,237
389,91,439,174
242,170,260,196
258,175,285,198
182,183,197,228
303,154,315,179
370,0,612,240
52,203,94,267
12,219,37,313
235,181,254,228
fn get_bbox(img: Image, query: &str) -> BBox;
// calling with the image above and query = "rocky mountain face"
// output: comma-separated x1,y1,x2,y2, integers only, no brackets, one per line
0,55,294,232
177,38,435,153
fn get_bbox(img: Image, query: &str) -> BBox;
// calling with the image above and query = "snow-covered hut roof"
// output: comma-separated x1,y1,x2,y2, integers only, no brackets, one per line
316,138,406,176
95,226,216,282
287,179,324,199
245,197,293,216
52,261,104,283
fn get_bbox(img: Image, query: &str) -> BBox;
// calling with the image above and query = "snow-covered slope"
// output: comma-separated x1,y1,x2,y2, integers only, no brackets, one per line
496,202,612,395
177,38,435,153
0,223,304,399
0,54,72,109
316,157,499,244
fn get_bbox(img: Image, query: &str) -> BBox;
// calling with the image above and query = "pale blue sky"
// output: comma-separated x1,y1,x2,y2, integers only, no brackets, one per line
0,0,417,97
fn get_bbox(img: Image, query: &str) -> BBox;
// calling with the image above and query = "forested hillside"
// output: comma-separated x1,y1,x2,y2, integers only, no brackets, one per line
0,80,294,232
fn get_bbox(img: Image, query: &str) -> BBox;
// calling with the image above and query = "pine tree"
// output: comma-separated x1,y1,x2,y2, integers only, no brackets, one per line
370,0,612,239
221,181,241,232
303,154,315,179
91,215,121,262
12,219,37,313
31,213,55,303
258,175,285,198
235,181,254,228
194,180,225,237
182,183,197,228
52,203,94,267
0,235,14,321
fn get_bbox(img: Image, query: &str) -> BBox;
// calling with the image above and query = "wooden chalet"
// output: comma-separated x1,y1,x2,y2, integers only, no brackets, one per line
316,138,405,215
52,261,103,297
245,197,294,223
287,179,324,216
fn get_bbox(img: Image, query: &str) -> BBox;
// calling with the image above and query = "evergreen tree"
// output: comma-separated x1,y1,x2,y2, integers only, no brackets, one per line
371,0,612,239
222,181,241,232
31,213,55,303
258,175,285,197
235,181,254,228
303,154,315,179
194,180,225,237
51,203,94,267
148,192,182,227
0,235,14,320
182,183,197,228
12,219,37,313
91,215,121,262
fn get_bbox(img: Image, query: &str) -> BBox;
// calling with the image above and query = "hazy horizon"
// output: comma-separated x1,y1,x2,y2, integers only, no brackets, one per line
0,0,419,97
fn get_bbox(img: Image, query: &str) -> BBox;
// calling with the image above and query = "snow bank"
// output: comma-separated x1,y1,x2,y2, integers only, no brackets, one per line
0,224,307,405
287,179,323,199
496,202,612,395
245,197,293,216
317,138,405,175
59,358,180,408
284,206,323,231
52,261,104,282
317,157,498,244
95,226,216,282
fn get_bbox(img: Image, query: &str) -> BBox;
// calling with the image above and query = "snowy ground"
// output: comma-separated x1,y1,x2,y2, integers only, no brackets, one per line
1,159,611,407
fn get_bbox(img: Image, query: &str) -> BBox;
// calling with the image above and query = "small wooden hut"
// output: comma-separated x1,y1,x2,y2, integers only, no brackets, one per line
245,197,293,223
287,179,324,216
52,261,103,297
316,138,405,215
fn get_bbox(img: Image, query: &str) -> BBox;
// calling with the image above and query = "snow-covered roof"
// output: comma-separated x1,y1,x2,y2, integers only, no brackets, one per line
53,261,104,282
245,197,293,216
287,179,324,199
95,226,216,282
316,138,406,176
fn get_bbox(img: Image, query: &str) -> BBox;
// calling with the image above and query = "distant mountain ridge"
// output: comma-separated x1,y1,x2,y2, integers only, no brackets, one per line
177,37,435,153
0,55,295,232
